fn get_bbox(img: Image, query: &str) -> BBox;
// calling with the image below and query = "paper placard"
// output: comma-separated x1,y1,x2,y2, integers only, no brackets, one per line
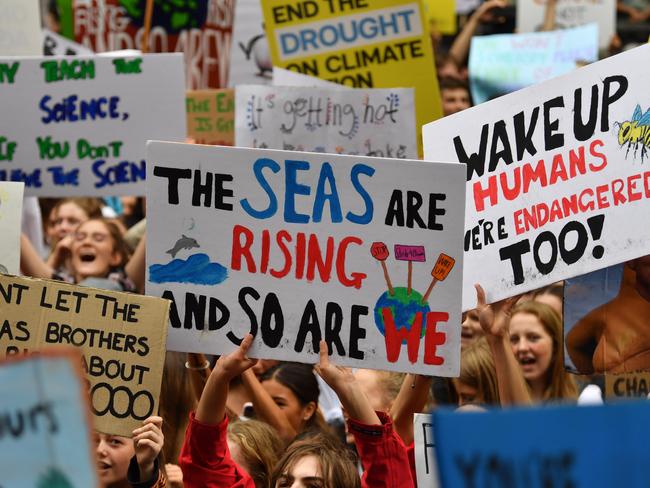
273,67,347,89
434,403,650,487
0,0,41,56
424,44,650,309
516,0,616,50
43,28,94,56
229,0,273,86
469,24,598,105
0,351,97,487
424,0,456,35
146,142,465,375
0,182,24,275
186,89,235,146
605,372,650,399
235,85,417,158
261,0,443,152
414,413,440,488
0,54,185,196
0,274,170,437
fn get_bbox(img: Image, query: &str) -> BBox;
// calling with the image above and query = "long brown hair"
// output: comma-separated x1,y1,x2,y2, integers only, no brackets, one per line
511,301,577,401
458,339,500,405
228,420,284,488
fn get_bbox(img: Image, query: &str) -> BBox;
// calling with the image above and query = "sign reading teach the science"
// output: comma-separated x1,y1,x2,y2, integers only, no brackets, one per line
434,403,650,487
0,275,170,437
423,44,650,309
261,0,443,148
235,85,417,158
0,54,185,197
0,351,97,487
146,142,465,375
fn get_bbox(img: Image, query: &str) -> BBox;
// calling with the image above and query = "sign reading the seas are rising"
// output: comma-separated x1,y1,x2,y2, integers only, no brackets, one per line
0,351,97,487
434,403,650,487
187,89,235,146
0,274,170,437
146,142,465,375
423,44,650,309
235,85,417,158
0,54,186,197
261,0,443,150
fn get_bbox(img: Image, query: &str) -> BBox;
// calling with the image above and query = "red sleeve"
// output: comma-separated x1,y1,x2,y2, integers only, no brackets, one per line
178,412,255,488
347,411,415,488
406,442,417,488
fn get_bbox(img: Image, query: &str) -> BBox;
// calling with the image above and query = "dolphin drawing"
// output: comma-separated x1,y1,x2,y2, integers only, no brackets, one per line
166,235,200,258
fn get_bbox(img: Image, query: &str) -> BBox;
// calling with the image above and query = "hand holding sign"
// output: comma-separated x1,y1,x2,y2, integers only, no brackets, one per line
371,242,394,296
422,253,456,303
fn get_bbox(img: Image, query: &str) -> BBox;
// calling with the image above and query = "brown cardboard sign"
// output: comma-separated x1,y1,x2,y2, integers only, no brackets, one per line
186,89,235,146
605,372,650,399
0,274,170,437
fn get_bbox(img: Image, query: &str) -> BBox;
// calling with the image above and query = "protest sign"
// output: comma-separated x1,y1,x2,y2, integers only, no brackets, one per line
235,85,417,158
145,142,465,375
187,89,235,146
564,260,650,374
0,0,41,56
516,0,615,50
0,182,24,275
229,0,273,86
423,44,650,310
261,0,443,151
72,0,234,89
469,24,598,105
0,54,185,197
0,351,97,487
414,413,440,488
0,274,170,437
43,28,94,56
273,67,347,88
424,0,456,35
434,403,650,487
605,372,650,399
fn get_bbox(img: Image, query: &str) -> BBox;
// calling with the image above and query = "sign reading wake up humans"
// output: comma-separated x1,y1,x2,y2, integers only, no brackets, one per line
261,0,443,149
0,54,185,196
146,143,464,375
423,44,650,310
0,275,170,437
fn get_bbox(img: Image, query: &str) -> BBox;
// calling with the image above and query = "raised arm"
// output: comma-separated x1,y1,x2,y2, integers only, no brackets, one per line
390,374,432,445
125,232,146,294
476,284,532,406
541,0,558,31
20,233,53,278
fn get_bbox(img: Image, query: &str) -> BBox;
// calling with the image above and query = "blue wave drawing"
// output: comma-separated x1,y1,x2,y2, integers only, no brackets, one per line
149,253,228,285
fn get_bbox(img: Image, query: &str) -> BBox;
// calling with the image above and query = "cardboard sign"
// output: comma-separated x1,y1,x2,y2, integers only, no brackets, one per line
0,275,170,437
73,0,234,89
414,413,441,488
0,0,41,56
0,54,185,197
605,372,650,399
423,44,650,310
469,24,598,105
564,261,650,374
261,0,443,151
0,351,97,487
424,0,456,35
516,0,616,50
235,85,417,158
229,0,273,86
187,89,235,146
434,403,650,487
0,182,24,275
145,142,465,375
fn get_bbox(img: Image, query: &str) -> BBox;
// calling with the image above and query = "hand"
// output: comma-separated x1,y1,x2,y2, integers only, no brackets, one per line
165,463,184,488
314,340,356,394
473,0,507,23
132,416,164,480
214,333,258,382
475,284,518,338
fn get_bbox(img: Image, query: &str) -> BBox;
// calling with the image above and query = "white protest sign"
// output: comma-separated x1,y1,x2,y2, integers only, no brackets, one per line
229,0,273,86
146,142,465,375
0,0,41,56
272,67,347,89
0,182,24,275
236,85,417,159
424,44,650,310
0,352,97,487
414,413,440,488
0,54,185,196
517,0,615,49
43,29,94,56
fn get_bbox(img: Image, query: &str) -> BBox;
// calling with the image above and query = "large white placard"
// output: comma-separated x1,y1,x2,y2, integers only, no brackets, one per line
424,45,650,310
0,182,24,275
0,0,41,56
414,413,440,488
146,142,465,375
0,54,186,196
236,85,417,159
516,0,615,49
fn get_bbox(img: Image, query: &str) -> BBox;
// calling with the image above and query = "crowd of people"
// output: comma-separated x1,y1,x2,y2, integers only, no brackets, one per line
12,0,650,486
